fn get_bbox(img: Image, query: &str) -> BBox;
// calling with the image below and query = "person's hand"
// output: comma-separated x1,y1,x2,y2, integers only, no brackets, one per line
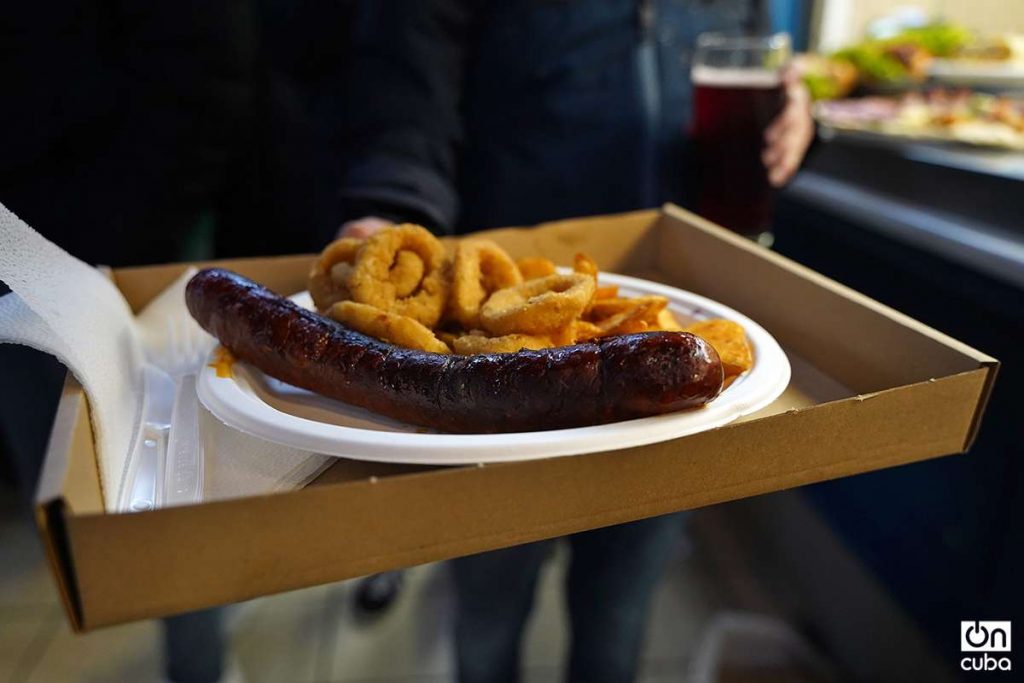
337,216,393,239
762,68,814,187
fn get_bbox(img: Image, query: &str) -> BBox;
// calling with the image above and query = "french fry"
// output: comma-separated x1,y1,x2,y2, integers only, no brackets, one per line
516,256,557,280
653,308,684,331
587,298,635,319
608,319,649,335
684,318,753,377
594,302,656,335
452,332,552,355
549,323,578,346
573,320,604,342
588,296,666,325
573,253,599,278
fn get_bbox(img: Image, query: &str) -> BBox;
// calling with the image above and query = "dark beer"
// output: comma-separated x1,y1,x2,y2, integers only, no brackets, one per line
692,67,785,236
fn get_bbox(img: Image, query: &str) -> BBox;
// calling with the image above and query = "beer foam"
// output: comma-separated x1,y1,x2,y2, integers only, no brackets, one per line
691,66,782,88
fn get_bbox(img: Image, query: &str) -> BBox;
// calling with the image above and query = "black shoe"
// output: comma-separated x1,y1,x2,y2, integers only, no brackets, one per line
354,571,404,614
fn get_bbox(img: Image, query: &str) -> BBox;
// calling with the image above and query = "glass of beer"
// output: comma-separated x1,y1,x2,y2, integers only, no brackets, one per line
692,33,790,242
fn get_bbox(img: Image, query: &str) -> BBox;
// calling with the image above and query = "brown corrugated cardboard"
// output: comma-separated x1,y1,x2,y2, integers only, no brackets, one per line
35,206,997,631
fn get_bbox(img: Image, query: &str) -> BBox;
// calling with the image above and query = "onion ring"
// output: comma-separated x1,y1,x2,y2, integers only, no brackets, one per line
308,237,363,312
448,239,523,328
328,301,450,354
480,272,596,336
391,250,426,298
347,224,450,327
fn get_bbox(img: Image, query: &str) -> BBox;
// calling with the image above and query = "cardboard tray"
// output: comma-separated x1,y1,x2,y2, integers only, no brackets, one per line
34,205,998,631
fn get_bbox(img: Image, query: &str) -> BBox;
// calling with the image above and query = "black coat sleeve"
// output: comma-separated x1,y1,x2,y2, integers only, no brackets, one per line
0,1,256,265
339,0,477,233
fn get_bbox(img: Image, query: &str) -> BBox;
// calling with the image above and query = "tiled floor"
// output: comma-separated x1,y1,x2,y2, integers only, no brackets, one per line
0,487,725,683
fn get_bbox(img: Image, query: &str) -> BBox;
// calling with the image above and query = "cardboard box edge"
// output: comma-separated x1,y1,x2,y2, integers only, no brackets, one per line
963,359,1000,450
34,374,89,633
34,500,84,632
660,203,999,366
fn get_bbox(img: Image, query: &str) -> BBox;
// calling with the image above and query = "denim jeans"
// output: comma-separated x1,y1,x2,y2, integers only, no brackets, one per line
452,512,686,683
163,608,226,683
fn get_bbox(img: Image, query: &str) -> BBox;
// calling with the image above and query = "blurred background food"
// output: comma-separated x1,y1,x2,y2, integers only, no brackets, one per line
795,4,1024,151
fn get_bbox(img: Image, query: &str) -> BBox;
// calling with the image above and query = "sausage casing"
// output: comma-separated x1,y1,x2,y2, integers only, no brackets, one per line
186,268,725,433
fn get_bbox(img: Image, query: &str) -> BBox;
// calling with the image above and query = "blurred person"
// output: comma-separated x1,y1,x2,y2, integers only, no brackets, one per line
334,1,813,681
0,2,355,682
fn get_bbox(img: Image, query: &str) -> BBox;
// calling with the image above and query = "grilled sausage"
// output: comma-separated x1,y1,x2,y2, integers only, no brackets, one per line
186,268,724,432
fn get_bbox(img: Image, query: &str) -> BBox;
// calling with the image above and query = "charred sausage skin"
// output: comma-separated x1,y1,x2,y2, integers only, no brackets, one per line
186,268,724,432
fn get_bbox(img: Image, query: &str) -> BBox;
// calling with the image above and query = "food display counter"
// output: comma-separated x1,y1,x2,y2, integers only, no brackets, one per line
774,139,1021,657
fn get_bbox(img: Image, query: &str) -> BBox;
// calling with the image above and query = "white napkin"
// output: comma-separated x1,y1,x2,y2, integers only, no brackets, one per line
0,202,331,509
201,411,331,502
0,204,143,506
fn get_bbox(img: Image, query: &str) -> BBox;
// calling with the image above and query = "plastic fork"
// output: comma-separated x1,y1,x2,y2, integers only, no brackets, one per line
157,315,212,506
120,315,211,512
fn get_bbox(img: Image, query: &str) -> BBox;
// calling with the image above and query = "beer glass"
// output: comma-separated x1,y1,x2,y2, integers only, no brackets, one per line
692,33,790,242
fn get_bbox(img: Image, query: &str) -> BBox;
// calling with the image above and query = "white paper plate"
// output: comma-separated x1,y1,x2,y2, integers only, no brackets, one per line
197,272,790,464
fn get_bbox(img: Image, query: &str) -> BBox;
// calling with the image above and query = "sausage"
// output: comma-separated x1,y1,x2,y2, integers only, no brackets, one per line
186,268,724,433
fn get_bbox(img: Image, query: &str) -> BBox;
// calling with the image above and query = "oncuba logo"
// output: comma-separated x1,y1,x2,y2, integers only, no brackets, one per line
961,621,1012,672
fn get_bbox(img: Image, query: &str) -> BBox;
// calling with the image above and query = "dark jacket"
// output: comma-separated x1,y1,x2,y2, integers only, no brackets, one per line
341,0,762,233
0,1,355,266
0,2,260,265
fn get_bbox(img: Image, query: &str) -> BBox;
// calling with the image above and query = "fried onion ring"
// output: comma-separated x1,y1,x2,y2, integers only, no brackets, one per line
347,224,450,327
448,239,523,328
480,273,596,336
516,256,557,280
328,301,450,354
309,237,363,312
391,250,426,298
452,331,553,355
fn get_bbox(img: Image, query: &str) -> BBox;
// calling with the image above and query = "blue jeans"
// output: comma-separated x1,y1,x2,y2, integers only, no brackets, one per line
163,608,226,683
452,513,686,683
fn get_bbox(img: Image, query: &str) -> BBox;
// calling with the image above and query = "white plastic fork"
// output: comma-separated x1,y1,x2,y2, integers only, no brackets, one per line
118,363,174,512
157,315,213,506
121,314,211,512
